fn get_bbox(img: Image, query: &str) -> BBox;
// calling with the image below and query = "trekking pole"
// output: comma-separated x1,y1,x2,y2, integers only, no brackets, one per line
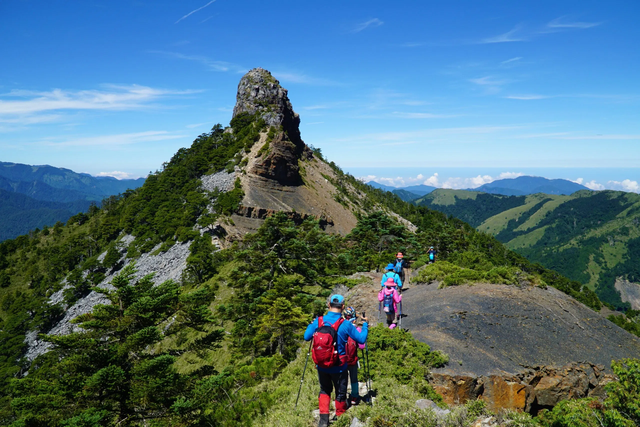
399,301,403,329
295,340,313,409
378,301,381,323
365,343,372,393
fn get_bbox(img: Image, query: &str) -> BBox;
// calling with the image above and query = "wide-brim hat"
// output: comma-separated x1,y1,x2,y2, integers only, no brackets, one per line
386,263,395,270
396,252,403,258
385,277,397,287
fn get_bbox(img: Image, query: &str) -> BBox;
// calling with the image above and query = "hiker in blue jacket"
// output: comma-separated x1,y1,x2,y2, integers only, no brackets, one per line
304,295,368,427
380,263,402,289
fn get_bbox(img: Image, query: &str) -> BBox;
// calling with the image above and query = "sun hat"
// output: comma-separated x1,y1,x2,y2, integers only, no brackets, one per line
330,294,345,304
386,263,395,270
385,277,396,287
396,252,403,258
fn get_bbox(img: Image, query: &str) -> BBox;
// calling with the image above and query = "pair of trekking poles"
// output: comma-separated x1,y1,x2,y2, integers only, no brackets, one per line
295,339,373,409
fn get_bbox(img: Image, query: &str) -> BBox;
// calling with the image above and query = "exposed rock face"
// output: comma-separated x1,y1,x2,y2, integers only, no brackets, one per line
615,277,640,310
233,68,311,185
25,236,193,361
430,363,614,414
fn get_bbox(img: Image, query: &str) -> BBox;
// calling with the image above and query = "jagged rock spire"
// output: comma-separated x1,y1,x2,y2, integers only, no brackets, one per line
233,68,311,186
233,68,302,146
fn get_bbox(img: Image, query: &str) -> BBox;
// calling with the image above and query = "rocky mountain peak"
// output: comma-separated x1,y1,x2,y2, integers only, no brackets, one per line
233,68,311,186
232,68,302,146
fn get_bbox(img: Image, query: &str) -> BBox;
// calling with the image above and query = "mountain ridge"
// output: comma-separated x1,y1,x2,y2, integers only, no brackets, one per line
0,68,636,425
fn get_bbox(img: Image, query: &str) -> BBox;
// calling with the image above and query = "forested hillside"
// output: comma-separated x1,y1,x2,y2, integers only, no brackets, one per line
0,68,635,426
418,188,640,309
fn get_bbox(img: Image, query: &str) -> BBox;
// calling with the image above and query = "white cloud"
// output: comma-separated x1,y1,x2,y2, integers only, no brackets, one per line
176,0,217,24
424,173,440,187
0,85,196,116
584,180,605,191
498,172,525,179
478,26,525,44
609,179,640,193
547,17,601,30
41,131,187,148
501,57,522,65
150,51,245,73
96,171,135,180
352,18,383,33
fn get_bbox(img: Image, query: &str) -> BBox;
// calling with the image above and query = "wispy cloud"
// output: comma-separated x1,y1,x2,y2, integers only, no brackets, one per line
469,76,510,94
505,94,549,100
360,171,526,189
501,57,522,65
555,134,640,140
478,25,525,44
150,51,245,73
42,131,187,148
546,17,601,30
0,85,198,128
176,0,216,24
272,71,340,86
352,18,383,33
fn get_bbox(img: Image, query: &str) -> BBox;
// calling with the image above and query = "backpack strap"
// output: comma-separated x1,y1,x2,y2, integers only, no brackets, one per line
331,317,344,332
318,316,324,329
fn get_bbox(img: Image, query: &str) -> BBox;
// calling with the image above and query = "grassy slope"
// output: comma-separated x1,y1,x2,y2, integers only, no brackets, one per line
416,189,481,206
424,189,640,307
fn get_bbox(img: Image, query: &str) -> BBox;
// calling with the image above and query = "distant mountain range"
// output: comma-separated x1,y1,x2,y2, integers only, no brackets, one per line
368,176,589,200
0,161,145,241
416,188,640,310
474,176,588,196
367,181,436,201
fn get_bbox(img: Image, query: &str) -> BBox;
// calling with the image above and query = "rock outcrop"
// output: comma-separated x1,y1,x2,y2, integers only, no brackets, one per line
615,277,640,310
233,68,311,186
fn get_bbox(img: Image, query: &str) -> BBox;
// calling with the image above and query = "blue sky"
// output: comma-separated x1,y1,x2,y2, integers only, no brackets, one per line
1,1,639,191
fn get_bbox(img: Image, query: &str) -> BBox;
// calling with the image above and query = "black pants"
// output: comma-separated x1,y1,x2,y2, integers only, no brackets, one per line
318,369,348,402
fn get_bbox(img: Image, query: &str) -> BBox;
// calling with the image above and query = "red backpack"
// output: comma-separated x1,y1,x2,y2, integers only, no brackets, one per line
311,317,344,369
345,336,358,366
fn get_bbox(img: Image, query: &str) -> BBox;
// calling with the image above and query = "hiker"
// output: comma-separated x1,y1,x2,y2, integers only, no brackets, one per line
343,306,366,406
378,278,402,329
304,295,369,427
380,263,402,289
427,246,437,264
393,252,408,284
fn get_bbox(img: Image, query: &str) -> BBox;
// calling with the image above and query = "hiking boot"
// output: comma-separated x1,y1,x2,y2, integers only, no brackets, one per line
349,395,361,406
318,413,330,427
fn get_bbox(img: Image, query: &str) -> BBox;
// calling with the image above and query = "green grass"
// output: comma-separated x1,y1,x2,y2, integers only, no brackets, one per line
514,196,568,232
506,225,549,249
479,202,538,235
420,189,481,206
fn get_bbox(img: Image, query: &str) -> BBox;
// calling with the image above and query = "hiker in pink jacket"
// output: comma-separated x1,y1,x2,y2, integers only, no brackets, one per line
378,278,402,329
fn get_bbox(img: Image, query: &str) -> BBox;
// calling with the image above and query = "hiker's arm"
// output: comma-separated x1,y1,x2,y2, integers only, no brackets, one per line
349,320,368,344
303,318,318,341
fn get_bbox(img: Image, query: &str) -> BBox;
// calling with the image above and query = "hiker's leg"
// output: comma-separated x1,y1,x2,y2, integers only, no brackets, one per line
317,371,333,415
348,365,359,397
386,311,396,326
333,370,349,417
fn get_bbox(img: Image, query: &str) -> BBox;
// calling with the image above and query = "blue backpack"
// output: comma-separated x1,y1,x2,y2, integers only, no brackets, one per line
394,260,404,274
383,292,394,312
